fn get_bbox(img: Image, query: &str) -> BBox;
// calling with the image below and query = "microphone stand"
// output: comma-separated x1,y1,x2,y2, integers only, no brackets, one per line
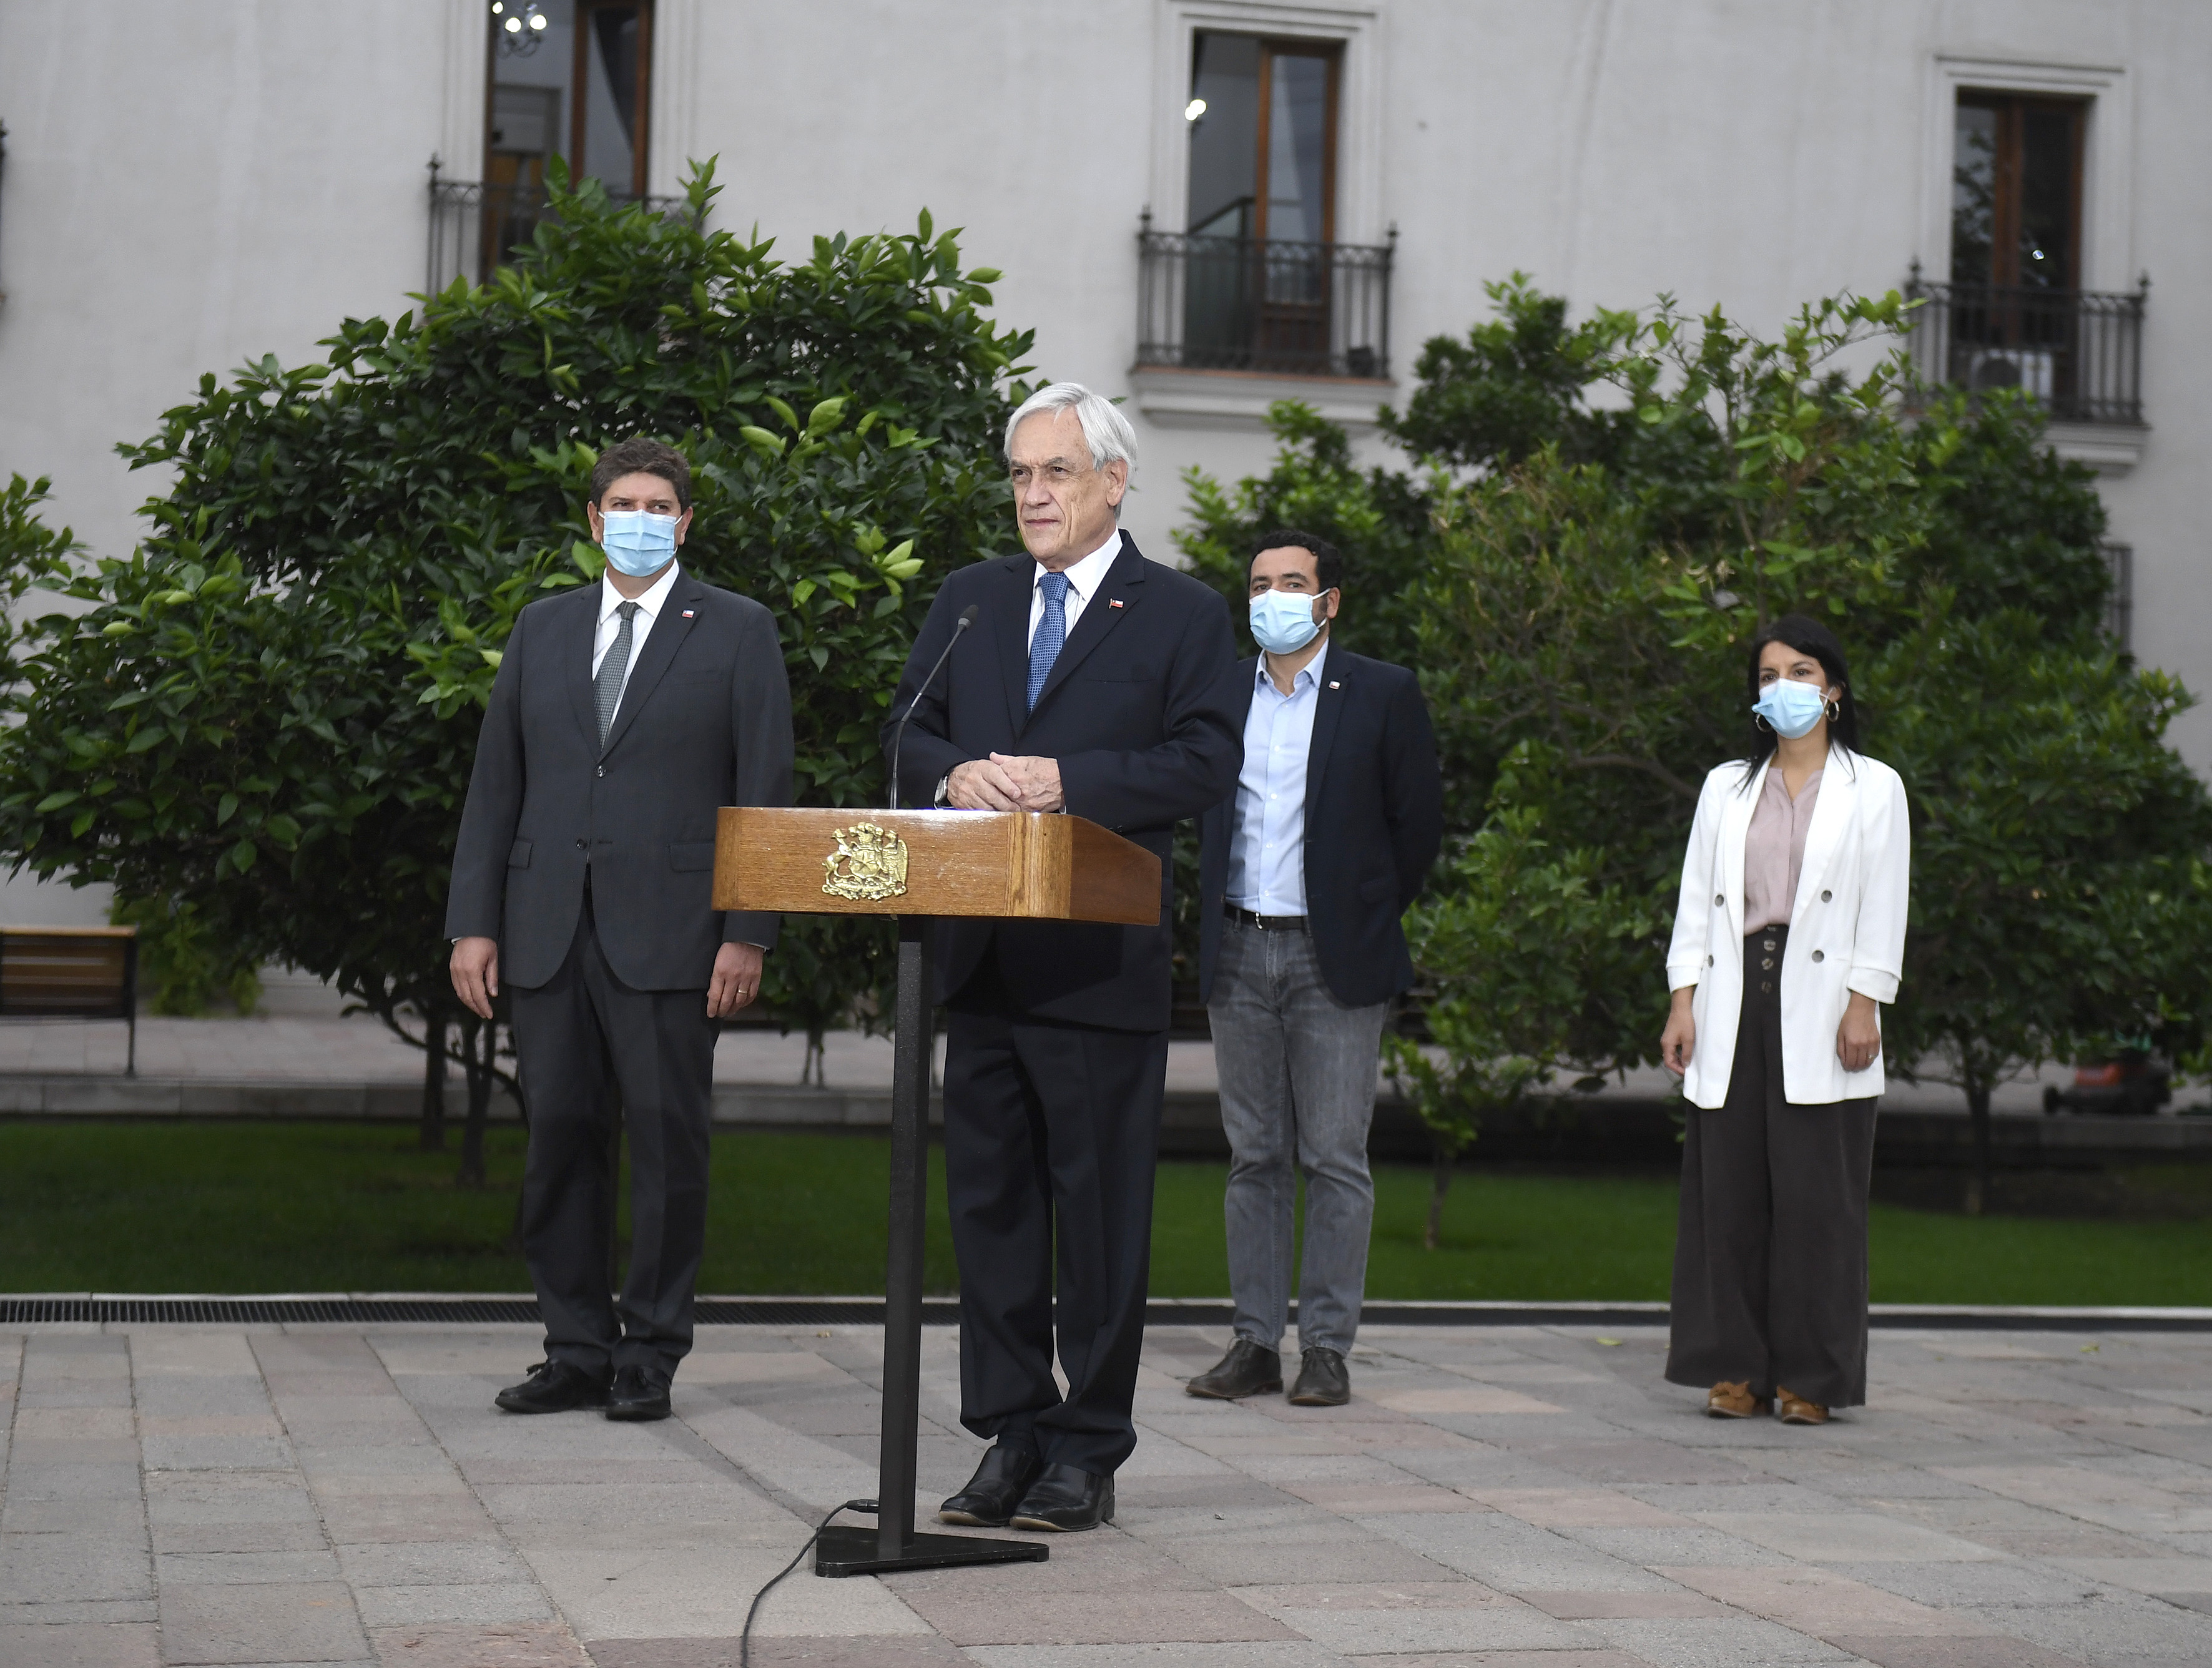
887,606,976,812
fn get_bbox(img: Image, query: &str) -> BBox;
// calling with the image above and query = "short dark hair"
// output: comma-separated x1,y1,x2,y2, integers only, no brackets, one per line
1249,528,1341,593
591,437,691,511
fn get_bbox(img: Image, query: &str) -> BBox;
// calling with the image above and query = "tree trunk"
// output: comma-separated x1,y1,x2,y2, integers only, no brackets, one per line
1965,1071,1993,1217
1425,1141,1452,1251
418,1006,448,1150
456,1014,496,1189
803,1028,825,1088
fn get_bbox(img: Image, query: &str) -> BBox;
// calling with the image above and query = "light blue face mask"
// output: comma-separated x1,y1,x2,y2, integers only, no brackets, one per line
598,509,681,577
1753,677,1829,739
1249,589,1327,654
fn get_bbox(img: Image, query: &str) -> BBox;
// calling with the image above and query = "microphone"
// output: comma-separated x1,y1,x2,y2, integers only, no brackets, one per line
888,604,978,811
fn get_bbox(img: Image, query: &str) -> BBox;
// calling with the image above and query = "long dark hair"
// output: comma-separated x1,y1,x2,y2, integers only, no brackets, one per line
1738,614,1861,787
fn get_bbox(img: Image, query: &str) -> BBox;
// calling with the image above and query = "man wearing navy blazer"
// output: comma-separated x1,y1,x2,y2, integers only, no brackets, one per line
883,383,1241,1532
1186,530,1442,1408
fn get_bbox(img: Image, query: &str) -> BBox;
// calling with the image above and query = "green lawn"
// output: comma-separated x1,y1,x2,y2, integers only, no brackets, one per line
2,1121,2207,1307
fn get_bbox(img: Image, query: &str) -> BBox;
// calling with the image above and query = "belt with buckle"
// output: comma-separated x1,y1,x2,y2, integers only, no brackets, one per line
1226,904,1307,931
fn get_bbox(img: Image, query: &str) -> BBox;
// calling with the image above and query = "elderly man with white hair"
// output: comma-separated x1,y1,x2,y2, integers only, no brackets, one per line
882,383,1242,1531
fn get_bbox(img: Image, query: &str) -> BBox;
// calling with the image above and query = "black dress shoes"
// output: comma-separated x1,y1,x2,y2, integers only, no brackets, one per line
1010,1463,1114,1532
1185,1338,1284,1400
494,1360,611,1415
1289,1346,1351,1406
604,1365,673,1421
937,1441,1043,1526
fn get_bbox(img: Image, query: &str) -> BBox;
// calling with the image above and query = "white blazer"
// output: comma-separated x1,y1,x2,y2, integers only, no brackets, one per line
1665,748,1910,1109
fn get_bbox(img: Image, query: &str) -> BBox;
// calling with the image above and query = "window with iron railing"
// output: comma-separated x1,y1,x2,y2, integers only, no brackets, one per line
1906,89,2147,425
1139,31,1391,378
427,0,686,290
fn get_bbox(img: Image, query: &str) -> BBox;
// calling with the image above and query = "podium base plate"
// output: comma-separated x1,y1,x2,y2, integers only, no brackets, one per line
815,1524,1049,1577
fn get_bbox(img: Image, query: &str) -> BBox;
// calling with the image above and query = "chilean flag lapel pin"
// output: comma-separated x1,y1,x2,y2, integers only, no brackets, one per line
681,609,696,619
1329,680,1341,689
1108,598,1125,609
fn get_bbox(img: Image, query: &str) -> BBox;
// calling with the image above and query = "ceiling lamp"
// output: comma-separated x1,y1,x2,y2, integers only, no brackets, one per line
493,1,550,59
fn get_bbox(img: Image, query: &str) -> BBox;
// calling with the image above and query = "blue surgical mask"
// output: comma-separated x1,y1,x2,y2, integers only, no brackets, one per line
1250,589,1327,655
598,509,681,577
1753,677,1828,739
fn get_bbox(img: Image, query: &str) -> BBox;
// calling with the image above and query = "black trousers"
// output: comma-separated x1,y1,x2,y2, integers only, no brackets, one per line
508,886,719,1378
1666,925,1877,1408
943,970,1168,1476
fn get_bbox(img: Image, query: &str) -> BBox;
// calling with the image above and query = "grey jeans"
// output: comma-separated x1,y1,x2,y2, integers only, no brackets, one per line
1208,917,1391,1356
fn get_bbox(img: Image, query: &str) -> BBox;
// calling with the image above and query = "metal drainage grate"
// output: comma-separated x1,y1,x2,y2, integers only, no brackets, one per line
3,1297,2205,1331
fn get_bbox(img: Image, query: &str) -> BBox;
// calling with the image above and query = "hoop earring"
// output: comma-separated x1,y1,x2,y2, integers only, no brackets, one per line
1825,698,1842,723
1754,714,1774,733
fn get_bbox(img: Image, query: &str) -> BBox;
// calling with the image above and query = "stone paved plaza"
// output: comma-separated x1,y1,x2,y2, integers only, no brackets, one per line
4,1318,2211,1666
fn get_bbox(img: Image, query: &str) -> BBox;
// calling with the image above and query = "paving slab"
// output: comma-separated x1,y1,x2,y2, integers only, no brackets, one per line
4,1318,2211,1662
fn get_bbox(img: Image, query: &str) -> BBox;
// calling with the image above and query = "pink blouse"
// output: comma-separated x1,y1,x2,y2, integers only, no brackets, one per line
1743,766,1822,933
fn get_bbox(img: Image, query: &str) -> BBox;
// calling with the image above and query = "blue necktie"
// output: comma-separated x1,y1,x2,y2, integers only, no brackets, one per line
1027,572,1070,712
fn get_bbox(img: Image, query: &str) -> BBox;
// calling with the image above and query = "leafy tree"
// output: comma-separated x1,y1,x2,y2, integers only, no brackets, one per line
1385,785,1659,1245
0,162,1033,1176
1869,611,2212,1207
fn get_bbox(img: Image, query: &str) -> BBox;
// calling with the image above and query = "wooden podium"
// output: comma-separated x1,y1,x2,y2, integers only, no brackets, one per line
713,807,1160,1576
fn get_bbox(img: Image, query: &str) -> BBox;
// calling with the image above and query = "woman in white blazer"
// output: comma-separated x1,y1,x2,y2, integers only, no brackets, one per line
1659,616,1909,1426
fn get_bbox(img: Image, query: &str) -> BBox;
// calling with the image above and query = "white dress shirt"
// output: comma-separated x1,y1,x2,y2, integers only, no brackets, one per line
1227,640,1329,916
1026,527,1123,648
591,561,681,727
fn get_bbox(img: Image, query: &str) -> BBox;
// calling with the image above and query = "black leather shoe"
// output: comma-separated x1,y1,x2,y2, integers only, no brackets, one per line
1289,1346,1350,1406
604,1365,672,1421
937,1441,1042,1527
1010,1463,1114,1532
494,1360,611,1415
1185,1338,1284,1400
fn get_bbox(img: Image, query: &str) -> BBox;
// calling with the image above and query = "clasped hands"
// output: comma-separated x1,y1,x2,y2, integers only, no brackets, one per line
946,753,1063,813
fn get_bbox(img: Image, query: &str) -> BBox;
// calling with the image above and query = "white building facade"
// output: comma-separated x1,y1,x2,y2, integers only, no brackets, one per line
0,5,2202,928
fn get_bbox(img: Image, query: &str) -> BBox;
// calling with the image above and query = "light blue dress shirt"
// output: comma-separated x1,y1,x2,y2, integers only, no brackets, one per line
1227,640,1329,915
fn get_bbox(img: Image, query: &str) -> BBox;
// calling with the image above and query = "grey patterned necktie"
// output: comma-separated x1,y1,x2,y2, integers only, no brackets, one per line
594,601,640,750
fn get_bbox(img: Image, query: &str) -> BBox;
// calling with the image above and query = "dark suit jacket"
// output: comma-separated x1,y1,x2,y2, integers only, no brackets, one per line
445,567,794,991
1199,647,1443,1008
882,536,1242,1033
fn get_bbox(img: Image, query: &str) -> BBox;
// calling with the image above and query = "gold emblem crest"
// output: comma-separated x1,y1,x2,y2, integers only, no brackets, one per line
821,821,910,901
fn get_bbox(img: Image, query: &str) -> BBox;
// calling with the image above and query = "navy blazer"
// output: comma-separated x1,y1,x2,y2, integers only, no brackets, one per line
445,572,794,991
1199,647,1443,1008
882,536,1242,1033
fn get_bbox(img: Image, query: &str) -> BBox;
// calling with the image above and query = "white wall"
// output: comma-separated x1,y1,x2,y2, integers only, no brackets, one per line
1,0,2204,765
0,0,455,562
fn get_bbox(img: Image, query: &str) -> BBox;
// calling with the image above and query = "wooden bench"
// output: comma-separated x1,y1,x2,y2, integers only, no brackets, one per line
0,926,140,1074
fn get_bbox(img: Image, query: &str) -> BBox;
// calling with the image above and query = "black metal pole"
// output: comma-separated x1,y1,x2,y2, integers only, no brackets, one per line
812,907,1045,1578
877,915,932,1559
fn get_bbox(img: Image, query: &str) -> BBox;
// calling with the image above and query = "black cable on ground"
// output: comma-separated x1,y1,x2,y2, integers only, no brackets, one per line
739,1498,877,1667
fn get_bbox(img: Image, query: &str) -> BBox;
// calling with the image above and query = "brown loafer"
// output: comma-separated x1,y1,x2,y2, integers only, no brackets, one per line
1776,1386,1829,1425
1706,1380,1770,1418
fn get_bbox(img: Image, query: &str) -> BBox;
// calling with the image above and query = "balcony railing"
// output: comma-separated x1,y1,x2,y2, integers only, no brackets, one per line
425,160,696,293
1136,215,1394,380
1904,265,2148,426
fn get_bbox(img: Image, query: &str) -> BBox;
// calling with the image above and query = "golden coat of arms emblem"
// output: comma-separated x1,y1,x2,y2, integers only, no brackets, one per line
821,821,910,901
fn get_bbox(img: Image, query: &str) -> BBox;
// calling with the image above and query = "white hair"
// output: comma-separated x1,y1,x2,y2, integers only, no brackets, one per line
1004,383,1137,518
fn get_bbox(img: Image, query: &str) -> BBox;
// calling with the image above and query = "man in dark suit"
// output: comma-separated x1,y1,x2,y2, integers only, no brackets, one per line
448,436,793,1421
1186,529,1442,1408
883,383,1241,1532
